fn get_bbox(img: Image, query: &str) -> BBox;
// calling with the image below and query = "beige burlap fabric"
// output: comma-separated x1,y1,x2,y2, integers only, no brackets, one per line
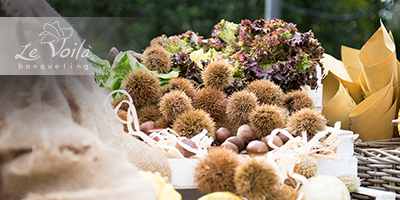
0,98,156,200
0,0,171,199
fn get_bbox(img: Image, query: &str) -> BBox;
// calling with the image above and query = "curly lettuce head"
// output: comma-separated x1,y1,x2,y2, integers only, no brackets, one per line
190,49,209,69
211,20,239,51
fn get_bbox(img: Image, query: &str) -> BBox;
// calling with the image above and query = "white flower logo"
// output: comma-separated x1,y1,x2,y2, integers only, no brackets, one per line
39,21,73,44
15,20,91,62
38,21,74,57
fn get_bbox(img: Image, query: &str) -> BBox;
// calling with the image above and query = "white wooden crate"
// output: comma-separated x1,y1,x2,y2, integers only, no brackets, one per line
317,127,358,177
168,127,357,189
304,64,323,111
168,158,199,189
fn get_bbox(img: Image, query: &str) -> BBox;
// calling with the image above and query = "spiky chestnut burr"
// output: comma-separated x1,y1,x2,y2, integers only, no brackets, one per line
137,104,161,124
172,109,215,139
111,96,129,111
193,87,227,121
337,174,361,193
142,45,171,73
287,108,327,140
294,156,318,178
202,59,233,90
168,77,196,99
122,69,160,107
154,86,171,105
235,158,280,200
283,90,315,115
226,90,258,126
194,147,239,193
249,104,287,139
158,85,171,97
246,79,285,107
116,109,135,132
158,90,193,120
155,116,172,129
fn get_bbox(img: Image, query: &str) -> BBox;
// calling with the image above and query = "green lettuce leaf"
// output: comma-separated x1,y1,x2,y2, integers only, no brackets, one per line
87,54,111,88
88,51,179,99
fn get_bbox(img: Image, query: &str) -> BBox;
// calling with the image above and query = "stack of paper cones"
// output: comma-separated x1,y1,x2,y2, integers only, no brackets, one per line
322,21,400,141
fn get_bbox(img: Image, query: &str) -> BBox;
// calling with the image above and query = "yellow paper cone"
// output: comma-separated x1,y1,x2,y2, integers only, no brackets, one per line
349,77,394,125
358,71,372,97
322,71,357,130
349,97,397,141
349,77,396,141
341,46,362,83
359,22,398,94
321,54,364,104
322,54,352,82
398,60,400,89
322,22,399,140
341,80,364,104
389,31,400,89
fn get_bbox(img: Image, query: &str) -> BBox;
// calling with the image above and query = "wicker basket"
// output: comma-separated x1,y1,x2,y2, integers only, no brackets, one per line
352,138,400,199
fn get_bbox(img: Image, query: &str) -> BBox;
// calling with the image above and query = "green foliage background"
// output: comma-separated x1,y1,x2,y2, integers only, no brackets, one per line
48,0,400,60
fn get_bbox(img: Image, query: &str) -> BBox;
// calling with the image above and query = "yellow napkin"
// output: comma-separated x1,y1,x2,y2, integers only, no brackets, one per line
349,77,396,141
322,52,364,104
322,71,356,130
358,21,398,96
322,21,399,141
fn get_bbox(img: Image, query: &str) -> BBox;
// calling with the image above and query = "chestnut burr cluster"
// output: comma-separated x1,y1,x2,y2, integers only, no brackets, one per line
111,44,327,159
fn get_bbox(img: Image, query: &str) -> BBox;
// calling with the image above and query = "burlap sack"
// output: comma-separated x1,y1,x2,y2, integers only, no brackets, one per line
0,0,171,199
0,99,157,200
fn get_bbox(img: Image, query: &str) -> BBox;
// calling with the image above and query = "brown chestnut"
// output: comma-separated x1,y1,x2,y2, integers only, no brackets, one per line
226,136,245,151
140,121,156,135
221,141,239,153
175,138,197,158
237,124,257,145
277,131,290,144
261,135,283,149
246,140,269,156
216,127,232,143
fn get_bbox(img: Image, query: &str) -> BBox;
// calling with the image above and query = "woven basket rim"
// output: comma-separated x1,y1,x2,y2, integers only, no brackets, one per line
355,138,400,148
354,137,400,199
